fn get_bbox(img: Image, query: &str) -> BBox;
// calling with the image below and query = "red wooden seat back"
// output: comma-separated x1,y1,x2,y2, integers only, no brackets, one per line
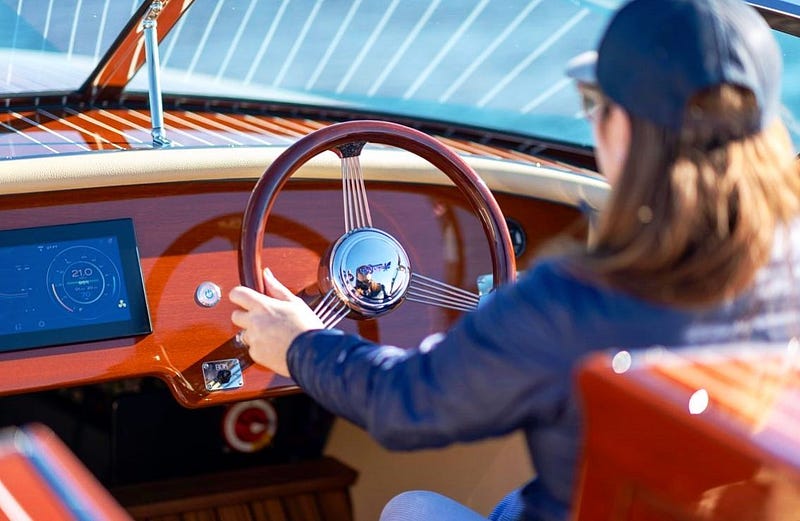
0,424,132,521
572,343,800,520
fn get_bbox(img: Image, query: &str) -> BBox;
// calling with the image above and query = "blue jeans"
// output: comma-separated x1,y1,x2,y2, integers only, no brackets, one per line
379,489,524,521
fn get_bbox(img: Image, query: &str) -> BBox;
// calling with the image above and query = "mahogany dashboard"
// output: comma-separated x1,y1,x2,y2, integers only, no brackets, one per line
0,149,600,408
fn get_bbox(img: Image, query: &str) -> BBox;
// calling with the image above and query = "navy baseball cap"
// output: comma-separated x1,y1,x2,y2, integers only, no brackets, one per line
566,0,782,131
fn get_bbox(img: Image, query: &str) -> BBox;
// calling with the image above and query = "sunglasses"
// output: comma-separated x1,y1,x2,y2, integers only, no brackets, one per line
578,86,606,122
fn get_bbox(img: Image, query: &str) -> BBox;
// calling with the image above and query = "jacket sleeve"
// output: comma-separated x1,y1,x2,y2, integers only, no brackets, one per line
286,261,581,451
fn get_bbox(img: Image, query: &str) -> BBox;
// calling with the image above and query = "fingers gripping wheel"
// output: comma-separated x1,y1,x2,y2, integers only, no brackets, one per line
239,120,516,329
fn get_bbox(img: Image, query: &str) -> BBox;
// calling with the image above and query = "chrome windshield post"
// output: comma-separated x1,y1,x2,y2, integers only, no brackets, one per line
142,1,171,148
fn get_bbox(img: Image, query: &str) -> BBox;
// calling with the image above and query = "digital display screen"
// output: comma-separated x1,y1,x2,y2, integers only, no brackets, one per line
0,219,151,352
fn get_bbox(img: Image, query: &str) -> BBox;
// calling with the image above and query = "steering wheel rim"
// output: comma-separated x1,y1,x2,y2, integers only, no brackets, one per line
239,120,516,317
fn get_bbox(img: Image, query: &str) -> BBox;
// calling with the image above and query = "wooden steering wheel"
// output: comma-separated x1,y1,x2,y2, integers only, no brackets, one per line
239,120,516,328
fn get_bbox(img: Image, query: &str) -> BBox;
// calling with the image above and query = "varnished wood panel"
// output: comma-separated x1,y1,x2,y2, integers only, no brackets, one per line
114,457,356,521
574,345,800,520
0,180,581,406
0,107,583,177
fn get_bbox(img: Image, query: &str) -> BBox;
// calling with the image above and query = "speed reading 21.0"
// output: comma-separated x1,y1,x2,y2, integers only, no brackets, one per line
47,245,122,319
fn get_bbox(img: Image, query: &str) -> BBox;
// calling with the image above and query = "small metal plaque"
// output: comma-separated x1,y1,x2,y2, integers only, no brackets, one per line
202,359,244,391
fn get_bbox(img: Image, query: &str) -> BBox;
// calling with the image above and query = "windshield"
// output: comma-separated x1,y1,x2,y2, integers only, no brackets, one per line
3,0,800,150
127,0,615,147
0,0,145,94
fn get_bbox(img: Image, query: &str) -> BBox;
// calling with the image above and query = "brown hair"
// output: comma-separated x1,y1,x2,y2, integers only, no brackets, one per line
576,85,800,307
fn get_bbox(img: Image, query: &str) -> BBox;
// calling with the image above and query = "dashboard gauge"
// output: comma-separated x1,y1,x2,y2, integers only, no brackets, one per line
47,245,122,320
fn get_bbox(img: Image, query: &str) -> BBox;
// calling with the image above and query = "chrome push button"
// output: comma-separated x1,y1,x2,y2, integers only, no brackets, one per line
195,281,222,307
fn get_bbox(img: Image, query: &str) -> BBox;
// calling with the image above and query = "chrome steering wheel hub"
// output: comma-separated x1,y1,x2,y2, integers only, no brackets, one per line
324,228,411,318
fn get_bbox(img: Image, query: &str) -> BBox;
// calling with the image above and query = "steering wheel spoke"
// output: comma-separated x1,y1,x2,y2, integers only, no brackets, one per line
406,272,480,312
338,143,372,233
313,289,351,329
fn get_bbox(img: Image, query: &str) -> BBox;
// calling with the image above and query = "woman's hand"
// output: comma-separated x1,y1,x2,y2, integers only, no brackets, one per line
229,268,324,377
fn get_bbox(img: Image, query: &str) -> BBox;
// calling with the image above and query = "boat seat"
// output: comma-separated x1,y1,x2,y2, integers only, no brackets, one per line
0,424,132,520
572,342,800,520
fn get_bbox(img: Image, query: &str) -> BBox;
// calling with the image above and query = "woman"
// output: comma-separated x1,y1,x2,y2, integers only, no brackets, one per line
230,0,800,519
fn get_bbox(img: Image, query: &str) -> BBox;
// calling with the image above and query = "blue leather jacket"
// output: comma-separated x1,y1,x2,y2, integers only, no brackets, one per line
287,229,800,521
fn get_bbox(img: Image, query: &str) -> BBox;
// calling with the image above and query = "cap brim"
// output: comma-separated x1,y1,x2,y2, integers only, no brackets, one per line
565,50,598,85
